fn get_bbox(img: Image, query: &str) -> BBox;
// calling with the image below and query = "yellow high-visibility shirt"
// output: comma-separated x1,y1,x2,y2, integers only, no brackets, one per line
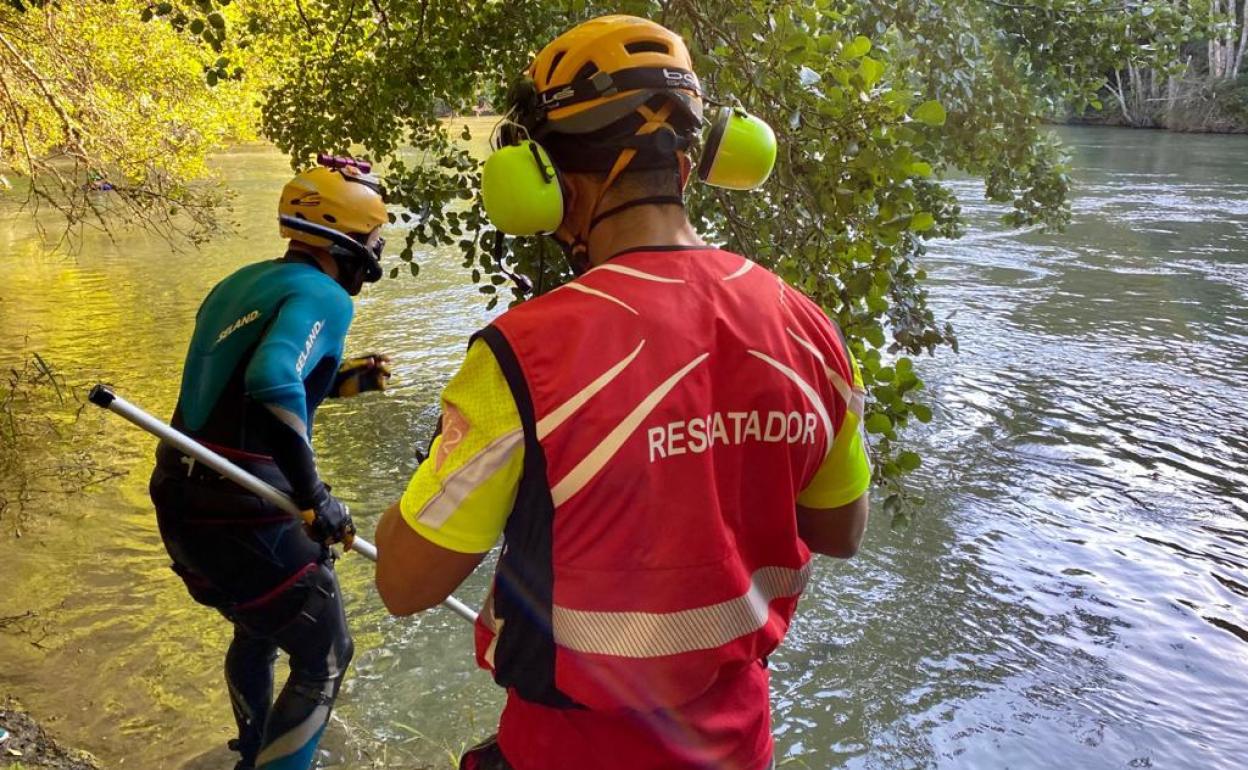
796,352,872,509
399,339,523,554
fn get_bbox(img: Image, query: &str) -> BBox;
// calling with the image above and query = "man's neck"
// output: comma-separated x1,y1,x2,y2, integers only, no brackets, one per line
285,245,338,279
585,204,704,267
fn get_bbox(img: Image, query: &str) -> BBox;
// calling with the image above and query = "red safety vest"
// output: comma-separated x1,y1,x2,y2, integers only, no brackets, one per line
472,247,857,769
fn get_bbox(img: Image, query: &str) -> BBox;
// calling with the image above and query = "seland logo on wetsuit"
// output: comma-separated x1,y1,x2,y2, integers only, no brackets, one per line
175,260,351,441
215,310,262,347
295,320,325,377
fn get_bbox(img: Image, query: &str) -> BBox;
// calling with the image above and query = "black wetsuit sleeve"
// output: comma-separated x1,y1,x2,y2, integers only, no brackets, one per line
264,410,325,508
243,287,352,508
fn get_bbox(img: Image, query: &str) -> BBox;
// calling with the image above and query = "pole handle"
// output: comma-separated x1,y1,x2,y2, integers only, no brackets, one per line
88,383,116,408
88,383,477,624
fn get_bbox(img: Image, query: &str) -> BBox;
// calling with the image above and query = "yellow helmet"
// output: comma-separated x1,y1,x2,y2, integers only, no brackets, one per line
278,164,387,249
522,14,703,137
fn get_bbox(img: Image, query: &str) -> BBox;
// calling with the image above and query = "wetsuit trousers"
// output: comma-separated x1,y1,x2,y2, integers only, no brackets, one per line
225,565,353,770
150,462,354,770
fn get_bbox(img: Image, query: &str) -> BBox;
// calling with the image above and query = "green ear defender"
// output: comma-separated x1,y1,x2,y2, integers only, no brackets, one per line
698,108,777,190
481,139,565,236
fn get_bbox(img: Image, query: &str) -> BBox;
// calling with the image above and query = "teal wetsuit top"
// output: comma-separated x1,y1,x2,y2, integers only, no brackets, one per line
171,258,353,503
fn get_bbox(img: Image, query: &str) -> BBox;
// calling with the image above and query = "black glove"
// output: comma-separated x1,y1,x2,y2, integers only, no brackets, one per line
332,353,392,397
300,484,356,547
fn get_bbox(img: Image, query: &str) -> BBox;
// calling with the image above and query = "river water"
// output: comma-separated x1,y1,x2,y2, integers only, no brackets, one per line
0,125,1245,769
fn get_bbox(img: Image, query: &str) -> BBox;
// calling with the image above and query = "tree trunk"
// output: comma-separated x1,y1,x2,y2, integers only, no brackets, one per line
1211,0,1220,79
1234,0,1248,78
1211,0,1228,79
1111,69,1133,125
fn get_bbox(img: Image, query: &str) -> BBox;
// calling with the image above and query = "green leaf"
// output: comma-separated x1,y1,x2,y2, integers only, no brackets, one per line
857,56,884,88
865,413,892,434
912,403,933,423
844,35,872,59
897,451,921,471
388,266,399,280
207,11,225,29
409,262,420,277
909,161,933,178
913,100,947,126
911,212,936,232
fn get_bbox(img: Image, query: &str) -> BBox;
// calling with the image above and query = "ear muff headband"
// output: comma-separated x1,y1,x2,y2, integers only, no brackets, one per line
279,214,383,283
698,108,777,190
481,139,565,236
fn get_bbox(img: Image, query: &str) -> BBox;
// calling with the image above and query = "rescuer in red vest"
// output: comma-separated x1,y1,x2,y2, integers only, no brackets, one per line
374,15,872,770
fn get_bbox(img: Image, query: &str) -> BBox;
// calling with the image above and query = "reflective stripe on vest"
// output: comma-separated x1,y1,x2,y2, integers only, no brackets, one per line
552,563,812,658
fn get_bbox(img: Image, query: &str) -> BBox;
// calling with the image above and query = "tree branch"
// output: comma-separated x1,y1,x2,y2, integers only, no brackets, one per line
0,29,86,158
294,0,316,35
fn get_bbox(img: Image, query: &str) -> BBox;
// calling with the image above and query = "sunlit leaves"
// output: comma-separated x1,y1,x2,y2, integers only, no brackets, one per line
0,0,273,241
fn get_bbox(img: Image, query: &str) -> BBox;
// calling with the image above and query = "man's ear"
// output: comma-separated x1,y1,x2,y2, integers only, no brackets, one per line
557,171,596,238
679,153,693,191
553,174,578,241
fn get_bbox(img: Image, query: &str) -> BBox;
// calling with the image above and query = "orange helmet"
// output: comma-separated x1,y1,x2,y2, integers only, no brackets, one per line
519,15,703,137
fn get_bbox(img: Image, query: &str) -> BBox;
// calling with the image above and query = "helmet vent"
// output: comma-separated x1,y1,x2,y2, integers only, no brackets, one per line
546,51,566,83
323,213,338,223
575,62,599,82
624,41,669,54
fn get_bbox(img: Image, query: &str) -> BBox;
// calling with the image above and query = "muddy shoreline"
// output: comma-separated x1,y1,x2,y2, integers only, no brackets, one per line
0,699,100,770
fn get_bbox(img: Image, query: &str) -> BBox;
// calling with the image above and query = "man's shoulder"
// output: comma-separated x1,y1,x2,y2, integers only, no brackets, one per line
266,261,351,318
207,260,351,327
492,278,583,323
716,252,848,348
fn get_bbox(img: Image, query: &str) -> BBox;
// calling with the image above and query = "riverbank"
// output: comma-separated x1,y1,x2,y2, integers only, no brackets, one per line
1067,109,1248,133
1065,77,1248,133
0,699,99,770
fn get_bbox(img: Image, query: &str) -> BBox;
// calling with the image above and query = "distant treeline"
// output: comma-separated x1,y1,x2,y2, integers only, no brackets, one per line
1071,0,1248,133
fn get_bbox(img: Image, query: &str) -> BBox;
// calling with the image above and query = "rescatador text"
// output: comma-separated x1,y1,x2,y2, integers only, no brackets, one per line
647,410,820,462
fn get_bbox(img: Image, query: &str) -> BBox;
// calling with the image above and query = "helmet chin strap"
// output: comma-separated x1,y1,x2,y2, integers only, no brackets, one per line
565,102,681,272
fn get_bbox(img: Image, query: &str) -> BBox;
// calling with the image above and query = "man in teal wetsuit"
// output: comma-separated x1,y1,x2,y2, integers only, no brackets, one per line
149,157,391,770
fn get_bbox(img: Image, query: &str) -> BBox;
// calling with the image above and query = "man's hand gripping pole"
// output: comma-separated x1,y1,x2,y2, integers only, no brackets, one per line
88,384,478,624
